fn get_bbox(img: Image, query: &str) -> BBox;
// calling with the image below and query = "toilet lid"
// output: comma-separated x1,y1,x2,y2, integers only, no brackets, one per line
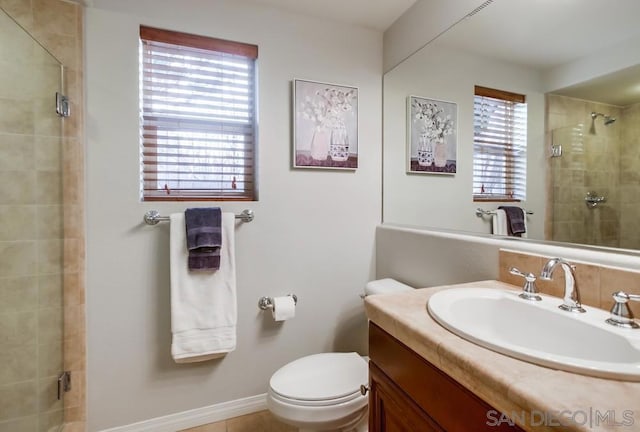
269,352,367,401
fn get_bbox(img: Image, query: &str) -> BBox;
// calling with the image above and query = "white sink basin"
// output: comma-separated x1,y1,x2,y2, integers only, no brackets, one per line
427,287,640,381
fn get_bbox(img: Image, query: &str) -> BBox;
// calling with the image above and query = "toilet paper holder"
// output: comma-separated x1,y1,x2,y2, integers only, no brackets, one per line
258,294,298,311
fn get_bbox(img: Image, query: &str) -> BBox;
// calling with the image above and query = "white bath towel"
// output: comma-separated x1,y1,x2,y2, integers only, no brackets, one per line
170,212,236,363
492,209,508,236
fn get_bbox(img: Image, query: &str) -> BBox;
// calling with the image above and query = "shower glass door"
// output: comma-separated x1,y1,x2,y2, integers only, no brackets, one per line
0,8,65,432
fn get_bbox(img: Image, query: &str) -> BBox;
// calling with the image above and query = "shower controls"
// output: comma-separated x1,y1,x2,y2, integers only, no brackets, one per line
550,144,562,157
585,191,606,208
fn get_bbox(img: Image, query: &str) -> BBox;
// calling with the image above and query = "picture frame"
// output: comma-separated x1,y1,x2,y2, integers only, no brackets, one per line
407,95,457,174
292,79,358,170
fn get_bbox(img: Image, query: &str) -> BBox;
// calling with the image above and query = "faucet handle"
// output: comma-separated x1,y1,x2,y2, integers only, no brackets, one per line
510,267,536,282
606,291,640,329
509,267,542,301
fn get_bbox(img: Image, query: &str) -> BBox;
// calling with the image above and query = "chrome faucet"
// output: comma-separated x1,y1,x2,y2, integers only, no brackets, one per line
606,291,640,329
540,258,586,313
509,267,542,301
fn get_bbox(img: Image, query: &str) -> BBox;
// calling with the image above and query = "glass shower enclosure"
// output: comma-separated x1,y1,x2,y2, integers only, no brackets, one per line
0,8,66,432
547,94,624,249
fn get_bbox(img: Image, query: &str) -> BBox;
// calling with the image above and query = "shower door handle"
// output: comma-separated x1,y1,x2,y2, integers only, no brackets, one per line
57,371,71,400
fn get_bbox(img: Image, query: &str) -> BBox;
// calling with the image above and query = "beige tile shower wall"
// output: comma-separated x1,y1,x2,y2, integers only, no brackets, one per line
620,102,640,250
0,10,63,432
546,94,622,248
499,250,640,311
0,0,86,429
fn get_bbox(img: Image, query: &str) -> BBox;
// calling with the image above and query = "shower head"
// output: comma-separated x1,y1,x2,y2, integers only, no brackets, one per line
591,112,616,126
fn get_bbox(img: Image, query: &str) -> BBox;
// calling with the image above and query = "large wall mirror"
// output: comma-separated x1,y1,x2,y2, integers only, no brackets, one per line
383,0,640,253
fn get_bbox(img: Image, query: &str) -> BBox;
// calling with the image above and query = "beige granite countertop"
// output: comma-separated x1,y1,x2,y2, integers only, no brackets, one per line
364,280,640,432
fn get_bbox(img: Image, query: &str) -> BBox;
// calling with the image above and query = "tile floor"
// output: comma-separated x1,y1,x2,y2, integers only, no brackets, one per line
180,410,296,432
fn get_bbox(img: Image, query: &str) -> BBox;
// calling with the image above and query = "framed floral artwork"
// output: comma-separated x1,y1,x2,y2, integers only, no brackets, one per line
407,95,457,175
293,79,358,169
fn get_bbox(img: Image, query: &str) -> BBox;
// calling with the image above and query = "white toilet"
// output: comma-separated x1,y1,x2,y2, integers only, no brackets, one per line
267,278,413,431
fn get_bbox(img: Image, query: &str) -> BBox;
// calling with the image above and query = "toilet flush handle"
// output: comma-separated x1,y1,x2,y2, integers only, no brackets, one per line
360,384,369,396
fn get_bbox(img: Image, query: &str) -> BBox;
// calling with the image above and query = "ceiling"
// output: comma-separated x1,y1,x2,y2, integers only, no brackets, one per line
552,64,640,107
245,0,417,31
432,0,640,106
436,0,640,70
240,0,640,105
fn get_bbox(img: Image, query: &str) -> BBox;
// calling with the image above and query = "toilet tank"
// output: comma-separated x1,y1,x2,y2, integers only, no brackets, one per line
364,278,413,296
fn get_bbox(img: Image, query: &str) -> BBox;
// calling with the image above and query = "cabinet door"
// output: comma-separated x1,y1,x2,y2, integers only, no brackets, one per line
369,323,525,432
369,362,444,432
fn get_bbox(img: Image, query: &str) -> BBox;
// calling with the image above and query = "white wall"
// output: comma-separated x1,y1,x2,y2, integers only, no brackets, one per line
377,225,640,290
382,42,546,239
85,1,382,430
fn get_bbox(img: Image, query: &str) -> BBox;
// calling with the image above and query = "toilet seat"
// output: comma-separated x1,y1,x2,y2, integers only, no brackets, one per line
270,387,363,407
269,352,368,402
267,352,369,431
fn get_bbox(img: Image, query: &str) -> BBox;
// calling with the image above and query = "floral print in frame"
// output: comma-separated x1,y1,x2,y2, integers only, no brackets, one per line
293,79,358,169
407,95,457,174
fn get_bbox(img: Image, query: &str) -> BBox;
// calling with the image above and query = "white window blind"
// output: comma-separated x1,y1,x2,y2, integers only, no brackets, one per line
473,86,527,201
139,26,258,201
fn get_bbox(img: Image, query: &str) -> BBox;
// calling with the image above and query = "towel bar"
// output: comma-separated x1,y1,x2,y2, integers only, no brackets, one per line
475,208,533,218
144,209,254,225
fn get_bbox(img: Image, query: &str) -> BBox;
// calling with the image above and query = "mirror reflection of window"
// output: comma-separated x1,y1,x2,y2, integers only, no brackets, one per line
473,86,527,202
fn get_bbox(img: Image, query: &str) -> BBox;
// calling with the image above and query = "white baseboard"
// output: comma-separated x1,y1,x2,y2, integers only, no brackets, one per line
99,393,267,432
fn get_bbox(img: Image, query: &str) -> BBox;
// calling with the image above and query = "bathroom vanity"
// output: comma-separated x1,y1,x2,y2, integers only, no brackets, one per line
365,280,640,432
368,322,523,431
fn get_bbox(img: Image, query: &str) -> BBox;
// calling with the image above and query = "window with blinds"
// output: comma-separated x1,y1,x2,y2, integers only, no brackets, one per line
473,86,527,202
139,26,258,201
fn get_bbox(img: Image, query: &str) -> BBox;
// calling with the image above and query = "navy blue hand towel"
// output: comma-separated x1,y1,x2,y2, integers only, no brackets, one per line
185,208,222,271
498,206,526,237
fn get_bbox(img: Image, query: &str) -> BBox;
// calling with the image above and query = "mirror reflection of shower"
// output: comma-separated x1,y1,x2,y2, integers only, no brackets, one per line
547,95,629,249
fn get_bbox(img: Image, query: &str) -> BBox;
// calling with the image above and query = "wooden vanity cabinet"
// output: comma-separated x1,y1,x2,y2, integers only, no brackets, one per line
368,323,524,432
